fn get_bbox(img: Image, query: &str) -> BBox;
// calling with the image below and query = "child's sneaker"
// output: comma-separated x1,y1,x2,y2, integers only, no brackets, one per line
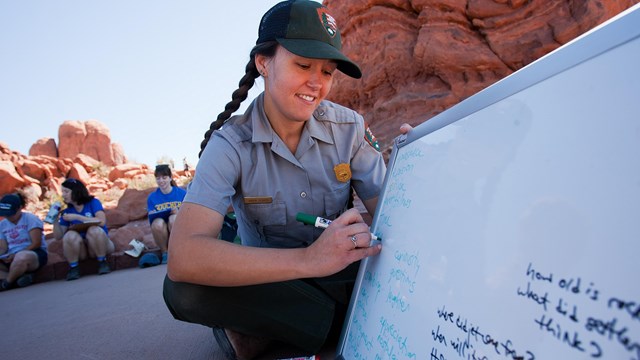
161,252,168,264
0,279,14,292
97,261,111,275
66,267,81,281
16,273,33,288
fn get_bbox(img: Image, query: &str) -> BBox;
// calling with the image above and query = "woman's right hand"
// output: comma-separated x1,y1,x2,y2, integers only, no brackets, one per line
1,253,15,264
301,208,382,278
62,213,80,222
168,204,381,286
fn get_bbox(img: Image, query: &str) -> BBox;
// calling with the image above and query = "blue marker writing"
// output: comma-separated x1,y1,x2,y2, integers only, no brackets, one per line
296,212,382,241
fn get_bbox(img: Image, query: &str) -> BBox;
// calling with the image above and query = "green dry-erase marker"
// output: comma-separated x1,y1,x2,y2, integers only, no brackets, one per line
296,212,382,241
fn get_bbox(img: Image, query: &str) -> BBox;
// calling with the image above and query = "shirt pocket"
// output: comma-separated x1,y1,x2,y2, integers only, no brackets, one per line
324,182,351,219
244,201,287,241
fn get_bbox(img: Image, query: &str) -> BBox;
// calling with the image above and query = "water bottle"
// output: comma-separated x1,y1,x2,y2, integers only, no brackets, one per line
44,201,62,224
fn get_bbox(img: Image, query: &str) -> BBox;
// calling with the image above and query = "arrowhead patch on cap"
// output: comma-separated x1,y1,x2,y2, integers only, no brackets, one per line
317,8,338,38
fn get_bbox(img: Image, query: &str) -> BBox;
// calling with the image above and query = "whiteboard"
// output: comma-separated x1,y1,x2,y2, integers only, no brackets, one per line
338,4,640,360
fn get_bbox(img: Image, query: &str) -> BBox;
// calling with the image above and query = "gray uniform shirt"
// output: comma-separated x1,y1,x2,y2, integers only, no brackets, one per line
186,93,386,248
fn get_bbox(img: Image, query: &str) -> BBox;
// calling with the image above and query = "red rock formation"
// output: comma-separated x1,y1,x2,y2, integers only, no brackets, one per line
108,163,149,182
0,160,28,195
75,153,100,169
0,141,20,162
58,120,127,166
29,137,58,157
109,187,154,224
111,143,127,165
83,120,118,166
19,159,46,182
57,120,86,160
324,0,639,154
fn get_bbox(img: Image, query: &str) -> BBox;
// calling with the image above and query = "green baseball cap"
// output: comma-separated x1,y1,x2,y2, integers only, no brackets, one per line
257,0,362,79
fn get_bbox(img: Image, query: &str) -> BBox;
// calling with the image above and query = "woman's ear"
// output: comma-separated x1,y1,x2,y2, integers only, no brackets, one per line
255,53,269,77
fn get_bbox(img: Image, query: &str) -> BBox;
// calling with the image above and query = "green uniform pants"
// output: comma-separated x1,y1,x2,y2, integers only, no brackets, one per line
162,262,359,354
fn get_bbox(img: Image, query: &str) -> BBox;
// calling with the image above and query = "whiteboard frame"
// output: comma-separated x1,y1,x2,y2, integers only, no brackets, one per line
337,4,640,359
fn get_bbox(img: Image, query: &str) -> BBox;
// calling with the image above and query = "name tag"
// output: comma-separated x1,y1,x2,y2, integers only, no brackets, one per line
243,196,273,204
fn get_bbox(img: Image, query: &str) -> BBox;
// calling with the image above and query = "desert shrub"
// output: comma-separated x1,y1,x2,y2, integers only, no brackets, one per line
98,187,125,204
90,162,112,178
127,174,157,190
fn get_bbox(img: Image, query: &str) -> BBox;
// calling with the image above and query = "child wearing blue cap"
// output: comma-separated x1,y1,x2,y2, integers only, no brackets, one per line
0,193,48,291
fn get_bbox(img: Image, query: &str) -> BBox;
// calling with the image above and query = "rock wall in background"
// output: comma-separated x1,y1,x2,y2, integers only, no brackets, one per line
324,0,639,155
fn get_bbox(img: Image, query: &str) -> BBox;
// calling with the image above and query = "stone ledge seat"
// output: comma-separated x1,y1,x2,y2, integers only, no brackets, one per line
32,249,162,283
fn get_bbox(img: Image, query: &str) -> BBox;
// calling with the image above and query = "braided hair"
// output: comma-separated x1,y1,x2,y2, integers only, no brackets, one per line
198,41,278,158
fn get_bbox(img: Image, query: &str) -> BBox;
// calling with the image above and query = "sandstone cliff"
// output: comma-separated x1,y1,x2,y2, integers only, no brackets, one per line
324,0,639,155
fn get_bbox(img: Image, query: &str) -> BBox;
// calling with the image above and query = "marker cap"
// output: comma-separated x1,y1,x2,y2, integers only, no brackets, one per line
296,212,317,226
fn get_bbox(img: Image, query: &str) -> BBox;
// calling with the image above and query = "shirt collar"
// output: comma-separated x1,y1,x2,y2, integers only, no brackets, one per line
250,94,334,145
251,93,272,143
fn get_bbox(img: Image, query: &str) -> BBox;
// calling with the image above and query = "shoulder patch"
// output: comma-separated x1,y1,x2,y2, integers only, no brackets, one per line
364,124,381,152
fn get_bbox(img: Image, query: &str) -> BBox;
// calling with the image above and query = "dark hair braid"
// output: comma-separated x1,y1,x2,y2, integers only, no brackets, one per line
199,41,279,158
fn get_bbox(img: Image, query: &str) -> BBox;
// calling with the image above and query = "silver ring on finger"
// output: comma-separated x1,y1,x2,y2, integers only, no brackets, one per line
350,235,357,249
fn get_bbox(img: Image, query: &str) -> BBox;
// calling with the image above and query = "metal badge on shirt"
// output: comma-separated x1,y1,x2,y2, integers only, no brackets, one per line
334,163,351,182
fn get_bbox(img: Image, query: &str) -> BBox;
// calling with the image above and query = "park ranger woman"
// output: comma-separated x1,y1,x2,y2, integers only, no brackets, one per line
163,1,394,358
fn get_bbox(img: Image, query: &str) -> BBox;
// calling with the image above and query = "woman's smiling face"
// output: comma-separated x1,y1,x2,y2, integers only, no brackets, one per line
156,175,172,192
258,46,337,126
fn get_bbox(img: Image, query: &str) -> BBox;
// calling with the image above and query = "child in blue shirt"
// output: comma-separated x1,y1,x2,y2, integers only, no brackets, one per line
147,164,186,264
53,178,114,281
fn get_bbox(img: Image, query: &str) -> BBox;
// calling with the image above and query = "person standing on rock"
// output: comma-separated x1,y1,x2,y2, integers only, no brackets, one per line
162,1,399,358
0,193,48,291
53,178,114,281
147,164,186,265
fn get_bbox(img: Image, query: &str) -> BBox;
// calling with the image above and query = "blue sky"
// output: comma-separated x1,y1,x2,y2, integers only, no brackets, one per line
0,1,319,168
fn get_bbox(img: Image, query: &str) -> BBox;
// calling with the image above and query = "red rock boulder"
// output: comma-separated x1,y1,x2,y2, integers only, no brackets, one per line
113,187,154,222
29,138,58,157
58,119,127,166
108,163,149,182
57,120,87,160
0,161,27,195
